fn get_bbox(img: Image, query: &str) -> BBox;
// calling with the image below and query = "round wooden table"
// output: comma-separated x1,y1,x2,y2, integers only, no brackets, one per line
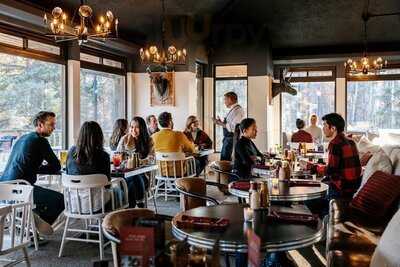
171,204,323,253
228,179,328,202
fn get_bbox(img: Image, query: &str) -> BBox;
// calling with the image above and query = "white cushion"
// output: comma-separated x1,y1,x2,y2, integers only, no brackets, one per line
357,136,380,158
354,150,392,197
373,132,400,146
370,209,400,267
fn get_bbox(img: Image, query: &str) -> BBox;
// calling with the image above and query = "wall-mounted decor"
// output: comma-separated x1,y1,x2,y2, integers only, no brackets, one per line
150,72,175,106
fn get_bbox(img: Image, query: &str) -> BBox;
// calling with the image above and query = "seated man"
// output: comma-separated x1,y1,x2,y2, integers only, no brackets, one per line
1,111,64,236
307,113,361,216
322,113,361,199
291,118,313,143
152,112,195,176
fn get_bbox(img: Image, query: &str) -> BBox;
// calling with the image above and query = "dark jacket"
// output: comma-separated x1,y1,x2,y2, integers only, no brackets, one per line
183,129,213,149
1,132,61,184
66,146,110,180
233,136,262,179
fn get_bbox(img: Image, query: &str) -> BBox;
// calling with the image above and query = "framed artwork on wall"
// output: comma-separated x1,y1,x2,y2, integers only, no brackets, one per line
150,72,175,106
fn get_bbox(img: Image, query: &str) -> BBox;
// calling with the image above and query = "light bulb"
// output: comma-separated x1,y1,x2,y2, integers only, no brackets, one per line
100,16,105,23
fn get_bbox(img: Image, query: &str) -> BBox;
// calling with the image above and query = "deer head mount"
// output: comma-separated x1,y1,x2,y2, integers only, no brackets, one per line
272,68,297,98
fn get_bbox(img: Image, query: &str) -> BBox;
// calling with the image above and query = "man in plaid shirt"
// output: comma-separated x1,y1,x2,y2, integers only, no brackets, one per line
306,113,361,217
322,113,361,199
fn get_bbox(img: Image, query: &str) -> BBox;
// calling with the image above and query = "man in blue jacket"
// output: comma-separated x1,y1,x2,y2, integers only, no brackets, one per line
1,111,64,236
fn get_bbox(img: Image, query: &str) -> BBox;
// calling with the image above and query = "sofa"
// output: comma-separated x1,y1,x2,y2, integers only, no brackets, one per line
326,138,400,267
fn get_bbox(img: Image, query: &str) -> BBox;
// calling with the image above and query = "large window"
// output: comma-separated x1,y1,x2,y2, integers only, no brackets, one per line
214,65,248,151
347,78,400,133
0,52,64,171
281,68,335,136
80,68,125,143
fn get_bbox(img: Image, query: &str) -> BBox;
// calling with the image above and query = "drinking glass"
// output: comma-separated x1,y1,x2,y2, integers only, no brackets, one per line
112,153,122,168
59,150,68,168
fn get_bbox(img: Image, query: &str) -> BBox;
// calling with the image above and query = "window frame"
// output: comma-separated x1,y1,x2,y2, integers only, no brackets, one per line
278,66,337,140
213,64,249,152
0,29,67,149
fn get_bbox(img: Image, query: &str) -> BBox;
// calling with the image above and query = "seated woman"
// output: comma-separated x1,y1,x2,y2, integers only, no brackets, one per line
291,118,313,143
183,115,212,176
109,119,128,151
233,118,263,180
117,116,154,207
66,121,111,212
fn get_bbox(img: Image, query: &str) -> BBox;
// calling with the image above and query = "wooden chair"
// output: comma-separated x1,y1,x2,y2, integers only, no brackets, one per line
154,152,196,201
58,174,128,260
0,185,34,266
175,177,230,211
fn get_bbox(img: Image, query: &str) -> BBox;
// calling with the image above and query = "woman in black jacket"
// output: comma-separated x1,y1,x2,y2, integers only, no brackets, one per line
233,118,263,179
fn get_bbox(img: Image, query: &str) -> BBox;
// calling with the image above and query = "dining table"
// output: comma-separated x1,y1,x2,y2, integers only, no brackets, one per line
171,203,324,253
228,179,328,202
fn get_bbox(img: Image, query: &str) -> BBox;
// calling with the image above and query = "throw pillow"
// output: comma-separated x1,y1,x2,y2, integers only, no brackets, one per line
350,171,400,220
370,208,400,267
356,135,380,158
354,150,392,197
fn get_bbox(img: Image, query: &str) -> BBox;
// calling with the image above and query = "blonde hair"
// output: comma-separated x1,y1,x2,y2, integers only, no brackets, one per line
185,115,198,132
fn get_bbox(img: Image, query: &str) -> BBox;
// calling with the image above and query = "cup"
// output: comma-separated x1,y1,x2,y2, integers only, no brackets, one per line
59,150,68,168
243,207,254,222
112,153,122,168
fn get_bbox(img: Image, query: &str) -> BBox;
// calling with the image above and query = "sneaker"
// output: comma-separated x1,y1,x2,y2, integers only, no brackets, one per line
33,213,54,236
29,235,49,247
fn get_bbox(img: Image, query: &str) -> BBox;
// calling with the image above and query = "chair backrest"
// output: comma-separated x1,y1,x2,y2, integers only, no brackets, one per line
62,173,110,215
210,161,232,185
0,184,33,204
176,178,206,211
155,152,196,178
0,202,33,251
102,208,155,239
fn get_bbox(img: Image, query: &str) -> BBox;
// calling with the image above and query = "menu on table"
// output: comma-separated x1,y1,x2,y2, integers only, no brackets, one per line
119,226,155,267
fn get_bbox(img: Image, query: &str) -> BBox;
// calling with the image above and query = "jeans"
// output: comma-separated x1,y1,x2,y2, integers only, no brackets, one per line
33,185,65,225
221,136,234,161
125,174,147,208
305,182,341,218
195,156,208,176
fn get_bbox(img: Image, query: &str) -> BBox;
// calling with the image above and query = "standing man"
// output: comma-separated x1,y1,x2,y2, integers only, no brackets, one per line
213,91,245,161
1,111,64,235
305,114,323,143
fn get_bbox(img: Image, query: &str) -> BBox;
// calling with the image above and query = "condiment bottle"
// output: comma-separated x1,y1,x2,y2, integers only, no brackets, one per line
259,181,270,208
249,181,260,210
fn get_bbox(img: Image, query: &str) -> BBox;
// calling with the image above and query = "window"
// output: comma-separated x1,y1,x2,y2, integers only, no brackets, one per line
0,52,64,171
80,68,125,144
281,67,335,137
281,82,335,135
214,65,248,151
347,79,400,133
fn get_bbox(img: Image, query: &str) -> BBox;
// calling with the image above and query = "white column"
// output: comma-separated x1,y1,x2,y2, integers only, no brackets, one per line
248,76,268,151
67,60,80,147
203,77,214,141
126,72,135,121
336,77,346,117
266,75,281,149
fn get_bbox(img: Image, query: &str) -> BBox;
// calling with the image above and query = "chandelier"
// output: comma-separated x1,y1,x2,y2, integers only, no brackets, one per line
139,0,187,67
43,1,118,45
344,11,387,75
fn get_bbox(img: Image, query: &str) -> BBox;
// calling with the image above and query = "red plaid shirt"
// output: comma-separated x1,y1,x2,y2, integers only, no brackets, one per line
326,133,361,197
291,130,313,143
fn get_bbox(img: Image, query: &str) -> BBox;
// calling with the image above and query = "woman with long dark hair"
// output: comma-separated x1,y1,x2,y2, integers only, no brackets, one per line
233,118,264,180
109,119,128,151
117,116,154,207
66,121,111,211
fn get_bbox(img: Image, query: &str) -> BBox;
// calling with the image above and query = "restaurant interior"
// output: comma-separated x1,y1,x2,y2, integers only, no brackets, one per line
0,0,399,266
